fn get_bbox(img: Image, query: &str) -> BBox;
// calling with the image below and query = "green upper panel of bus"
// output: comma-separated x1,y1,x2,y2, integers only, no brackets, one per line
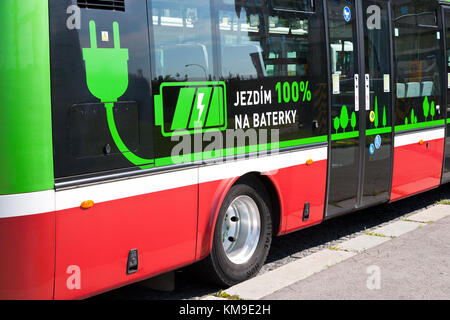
0,0,54,195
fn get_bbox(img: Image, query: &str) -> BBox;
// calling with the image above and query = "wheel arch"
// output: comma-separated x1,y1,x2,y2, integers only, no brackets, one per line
197,171,283,261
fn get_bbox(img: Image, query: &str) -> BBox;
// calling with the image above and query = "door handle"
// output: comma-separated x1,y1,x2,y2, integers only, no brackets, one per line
354,74,359,112
365,74,370,111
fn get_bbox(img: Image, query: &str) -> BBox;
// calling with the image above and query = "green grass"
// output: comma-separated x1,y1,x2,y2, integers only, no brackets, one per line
403,218,432,224
365,231,388,237
213,290,242,300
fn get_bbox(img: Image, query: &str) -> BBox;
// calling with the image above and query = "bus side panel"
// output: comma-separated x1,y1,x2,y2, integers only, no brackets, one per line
391,129,444,201
283,158,327,234
54,184,198,300
196,147,328,260
0,213,55,300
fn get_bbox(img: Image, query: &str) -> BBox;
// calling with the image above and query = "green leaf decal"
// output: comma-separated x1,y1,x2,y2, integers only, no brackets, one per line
374,97,379,128
334,117,340,134
430,101,435,120
340,105,349,133
351,112,356,131
423,96,430,121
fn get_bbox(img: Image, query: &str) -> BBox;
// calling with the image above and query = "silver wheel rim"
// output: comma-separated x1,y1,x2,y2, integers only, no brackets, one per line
221,195,261,265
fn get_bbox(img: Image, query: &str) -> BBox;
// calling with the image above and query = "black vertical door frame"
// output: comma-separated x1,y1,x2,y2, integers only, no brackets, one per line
441,4,449,184
355,0,366,207
322,0,332,219
387,0,395,201
357,0,395,207
323,0,363,219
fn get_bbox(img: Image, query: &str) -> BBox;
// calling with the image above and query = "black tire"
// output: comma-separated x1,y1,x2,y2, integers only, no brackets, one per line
197,178,273,287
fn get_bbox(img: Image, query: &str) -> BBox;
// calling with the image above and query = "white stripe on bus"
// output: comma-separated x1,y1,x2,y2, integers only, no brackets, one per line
0,190,55,219
0,146,328,218
394,127,445,148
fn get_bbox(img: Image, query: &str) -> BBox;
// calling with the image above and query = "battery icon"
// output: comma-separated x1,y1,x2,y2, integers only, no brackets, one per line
154,81,227,137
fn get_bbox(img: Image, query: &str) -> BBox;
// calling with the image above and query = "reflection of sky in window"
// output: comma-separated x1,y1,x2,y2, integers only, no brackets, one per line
151,0,213,80
394,3,442,99
218,6,309,79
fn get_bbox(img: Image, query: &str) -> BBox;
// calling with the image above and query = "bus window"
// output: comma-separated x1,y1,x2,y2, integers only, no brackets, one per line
216,2,315,80
215,0,328,146
272,0,314,13
149,0,217,162
393,1,444,128
151,0,214,81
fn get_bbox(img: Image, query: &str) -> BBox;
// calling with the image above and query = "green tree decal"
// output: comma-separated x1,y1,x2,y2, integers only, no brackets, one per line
374,97,379,128
340,105,349,132
334,117,340,134
423,96,430,121
382,106,387,127
405,118,408,125
411,109,415,125
430,101,436,120
351,112,357,131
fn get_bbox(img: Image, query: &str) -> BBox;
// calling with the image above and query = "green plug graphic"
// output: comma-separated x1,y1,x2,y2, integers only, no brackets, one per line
83,21,129,103
83,21,154,167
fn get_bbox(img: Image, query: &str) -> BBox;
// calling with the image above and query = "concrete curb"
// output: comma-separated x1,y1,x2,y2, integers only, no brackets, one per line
370,220,426,238
336,234,391,253
406,204,450,223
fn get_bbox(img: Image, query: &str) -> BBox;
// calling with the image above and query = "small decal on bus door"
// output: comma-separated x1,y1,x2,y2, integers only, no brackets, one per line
384,74,390,93
101,31,109,42
354,74,359,111
374,135,382,150
343,6,351,22
333,74,340,95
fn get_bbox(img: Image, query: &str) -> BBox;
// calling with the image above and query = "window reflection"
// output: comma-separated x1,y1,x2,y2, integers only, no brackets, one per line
394,4,441,99
217,1,313,80
393,1,444,125
151,0,213,81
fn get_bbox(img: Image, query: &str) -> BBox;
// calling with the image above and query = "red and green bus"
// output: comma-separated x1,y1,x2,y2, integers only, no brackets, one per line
2,0,450,299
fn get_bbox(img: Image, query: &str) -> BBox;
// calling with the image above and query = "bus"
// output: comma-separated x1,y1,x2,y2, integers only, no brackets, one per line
1,0,450,299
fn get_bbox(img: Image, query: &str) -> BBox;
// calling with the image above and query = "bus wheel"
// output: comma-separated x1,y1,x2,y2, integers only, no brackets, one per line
201,179,273,287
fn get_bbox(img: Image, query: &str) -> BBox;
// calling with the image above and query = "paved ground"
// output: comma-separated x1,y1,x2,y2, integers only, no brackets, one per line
263,214,450,300
96,183,450,300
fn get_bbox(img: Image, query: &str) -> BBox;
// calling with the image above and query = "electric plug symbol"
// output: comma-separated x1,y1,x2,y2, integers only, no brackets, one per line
82,21,154,167
83,21,129,103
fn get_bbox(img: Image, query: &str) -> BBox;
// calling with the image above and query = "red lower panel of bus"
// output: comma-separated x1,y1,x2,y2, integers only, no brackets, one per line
53,184,198,300
281,158,327,234
0,212,55,300
391,138,444,201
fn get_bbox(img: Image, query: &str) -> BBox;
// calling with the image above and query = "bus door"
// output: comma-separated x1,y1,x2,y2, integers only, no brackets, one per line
442,6,450,183
326,0,393,218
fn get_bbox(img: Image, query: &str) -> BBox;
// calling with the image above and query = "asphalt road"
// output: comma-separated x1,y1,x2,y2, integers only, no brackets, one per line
94,183,450,300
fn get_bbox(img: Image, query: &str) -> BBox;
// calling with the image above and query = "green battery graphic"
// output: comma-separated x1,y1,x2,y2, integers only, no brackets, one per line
154,81,227,137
